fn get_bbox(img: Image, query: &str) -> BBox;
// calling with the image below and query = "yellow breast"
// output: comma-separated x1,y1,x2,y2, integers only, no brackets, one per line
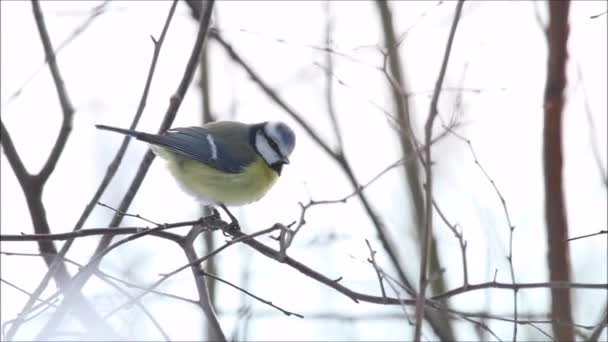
161,153,279,206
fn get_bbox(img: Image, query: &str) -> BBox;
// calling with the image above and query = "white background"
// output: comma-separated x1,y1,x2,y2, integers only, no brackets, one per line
1,1,606,341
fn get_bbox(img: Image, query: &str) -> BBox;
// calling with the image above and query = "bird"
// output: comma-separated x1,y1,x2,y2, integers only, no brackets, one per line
95,120,295,228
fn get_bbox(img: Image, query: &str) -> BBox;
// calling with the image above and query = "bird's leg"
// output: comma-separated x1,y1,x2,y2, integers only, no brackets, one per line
202,205,220,219
219,204,240,233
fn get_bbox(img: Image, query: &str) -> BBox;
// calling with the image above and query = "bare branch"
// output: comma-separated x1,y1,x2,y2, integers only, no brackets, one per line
414,1,465,341
1,253,170,341
0,250,200,307
97,201,160,226
576,63,608,187
587,306,607,341
181,225,226,341
442,124,519,341
10,3,181,335
103,224,282,319
365,239,387,298
2,2,118,339
31,0,75,184
0,120,32,185
200,270,304,318
566,230,607,242
543,3,573,341
34,2,216,339
0,279,58,309
0,220,196,242
323,1,344,153
432,199,469,287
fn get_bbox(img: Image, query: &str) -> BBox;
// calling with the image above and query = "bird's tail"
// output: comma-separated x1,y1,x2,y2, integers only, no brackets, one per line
96,125,170,151
95,124,142,138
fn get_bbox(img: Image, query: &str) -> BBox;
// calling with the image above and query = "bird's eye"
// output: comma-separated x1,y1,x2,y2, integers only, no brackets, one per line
262,129,283,160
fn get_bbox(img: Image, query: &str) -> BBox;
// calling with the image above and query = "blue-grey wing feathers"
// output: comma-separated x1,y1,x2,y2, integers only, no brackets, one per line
96,124,250,173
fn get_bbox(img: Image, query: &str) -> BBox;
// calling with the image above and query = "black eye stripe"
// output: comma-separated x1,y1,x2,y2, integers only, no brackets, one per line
262,129,283,158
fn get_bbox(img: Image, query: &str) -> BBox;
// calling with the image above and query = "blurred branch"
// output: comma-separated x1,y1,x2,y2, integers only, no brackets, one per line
543,2,573,341
590,10,607,19
198,20,218,340
365,239,388,298
442,122,519,341
0,250,200,307
209,31,333,155
576,63,607,187
1,1,120,340
2,1,110,109
34,211,214,340
181,225,226,341
0,279,58,309
0,253,170,341
102,224,283,318
323,1,344,153
432,199,468,286
375,1,455,340
430,281,605,300
295,122,452,235
7,2,180,339
587,306,607,341
414,1,465,341
34,2,216,339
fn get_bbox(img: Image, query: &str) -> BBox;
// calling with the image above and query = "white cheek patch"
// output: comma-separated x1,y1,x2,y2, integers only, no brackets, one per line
206,134,218,160
265,121,294,158
256,132,281,165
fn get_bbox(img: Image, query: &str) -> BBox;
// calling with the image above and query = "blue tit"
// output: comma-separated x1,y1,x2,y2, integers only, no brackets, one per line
95,121,295,210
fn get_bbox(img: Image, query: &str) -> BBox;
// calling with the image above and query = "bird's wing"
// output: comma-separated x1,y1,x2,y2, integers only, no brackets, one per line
141,126,249,173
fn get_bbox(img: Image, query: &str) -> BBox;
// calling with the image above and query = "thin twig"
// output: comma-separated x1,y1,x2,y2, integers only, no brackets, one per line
200,270,304,318
0,250,199,307
0,279,58,308
102,225,282,319
443,124,519,341
322,1,344,153
414,1,465,341
1,220,198,242
576,63,608,187
430,281,606,301
365,239,387,298
432,199,468,287
0,253,171,341
97,201,160,226
566,230,607,242
587,306,607,341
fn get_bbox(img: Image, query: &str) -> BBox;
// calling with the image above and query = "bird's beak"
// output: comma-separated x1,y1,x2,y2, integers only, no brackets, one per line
282,156,290,164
